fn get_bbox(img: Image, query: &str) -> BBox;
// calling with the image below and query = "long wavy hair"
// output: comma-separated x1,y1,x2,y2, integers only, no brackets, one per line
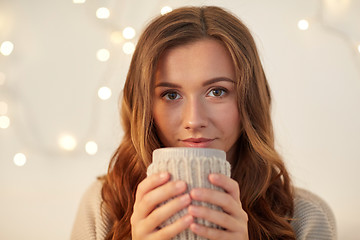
101,6,295,240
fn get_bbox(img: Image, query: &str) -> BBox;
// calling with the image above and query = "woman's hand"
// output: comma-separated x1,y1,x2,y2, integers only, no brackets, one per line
130,172,194,240
188,173,249,240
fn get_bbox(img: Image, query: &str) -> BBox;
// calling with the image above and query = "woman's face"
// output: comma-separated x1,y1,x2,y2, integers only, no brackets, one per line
152,38,241,157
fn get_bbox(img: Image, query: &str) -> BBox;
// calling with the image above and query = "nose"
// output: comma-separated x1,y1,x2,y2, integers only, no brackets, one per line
183,97,208,130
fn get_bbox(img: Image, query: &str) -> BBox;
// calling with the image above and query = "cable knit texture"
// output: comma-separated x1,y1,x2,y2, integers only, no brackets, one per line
290,188,337,239
70,180,112,240
147,148,231,240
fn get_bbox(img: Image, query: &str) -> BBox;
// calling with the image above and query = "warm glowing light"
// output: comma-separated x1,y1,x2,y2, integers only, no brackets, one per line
123,42,135,55
73,0,86,3
0,41,14,56
0,72,5,85
85,141,98,155
161,6,172,15
122,27,136,40
98,86,112,100
96,49,110,62
110,31,123,44
96,7,110,19
14,153,27,167
324,0,350,15
0,101,8,115
58,134,77,151
358,44,360,53
298,19,309,30
0,115,10,129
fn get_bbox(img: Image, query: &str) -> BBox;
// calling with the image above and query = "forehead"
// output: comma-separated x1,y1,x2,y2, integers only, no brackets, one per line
155,38,235,84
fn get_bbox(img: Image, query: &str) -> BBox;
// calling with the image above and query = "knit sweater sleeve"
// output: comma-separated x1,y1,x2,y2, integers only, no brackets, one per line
291,188,337,240
70,180,112,240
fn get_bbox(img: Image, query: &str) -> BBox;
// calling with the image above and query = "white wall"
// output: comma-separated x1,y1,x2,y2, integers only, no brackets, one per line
0,0,359,239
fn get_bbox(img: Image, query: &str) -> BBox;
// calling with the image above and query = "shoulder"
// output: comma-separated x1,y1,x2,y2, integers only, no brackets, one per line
291,187,337,240
70,179,112,240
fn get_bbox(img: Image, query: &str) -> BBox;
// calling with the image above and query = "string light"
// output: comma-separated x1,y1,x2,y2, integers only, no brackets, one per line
0,41,14,56
161,6,172,15
324,0,351,14
98,86,112,100
0,116,10,129
58,134,77,151
96,48,110,62
73,0,86,3
85,141,98,155
122,27,136,40
123,42,135,55
358,44,360,54
96,7,110,19
13,153,27,167
298,19,309,30
0,101,8,115
110,31,123,44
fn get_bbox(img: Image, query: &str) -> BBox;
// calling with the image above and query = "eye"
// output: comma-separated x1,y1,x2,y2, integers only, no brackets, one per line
208,88,227,97
162,91,181,100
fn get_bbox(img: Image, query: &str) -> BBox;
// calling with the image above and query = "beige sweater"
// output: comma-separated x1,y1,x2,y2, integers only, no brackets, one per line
70,180,337,240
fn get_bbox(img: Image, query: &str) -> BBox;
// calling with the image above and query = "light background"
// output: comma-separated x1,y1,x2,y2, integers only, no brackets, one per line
0,0,359,239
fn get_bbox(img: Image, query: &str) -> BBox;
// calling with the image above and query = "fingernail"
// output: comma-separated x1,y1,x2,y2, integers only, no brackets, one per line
190,223,200,232
189,205,199,214
180,194,190,203
159,172,168,179
190,189,200,198
176,181,186,190
209,173,219,181
184,215,193,224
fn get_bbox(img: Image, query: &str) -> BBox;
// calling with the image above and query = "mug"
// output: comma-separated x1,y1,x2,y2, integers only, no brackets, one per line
147,147,231,240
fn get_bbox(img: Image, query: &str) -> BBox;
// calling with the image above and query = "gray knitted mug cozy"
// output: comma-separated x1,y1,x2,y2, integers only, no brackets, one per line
147,147,231,240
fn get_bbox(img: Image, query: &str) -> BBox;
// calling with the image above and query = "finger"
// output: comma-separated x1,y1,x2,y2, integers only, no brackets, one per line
190,223,233,240
209,173,240,201
135,172,170,201
188,205,239,231
145,193,191,229
137,180,187,218
190,188,242,217
151,214,194,240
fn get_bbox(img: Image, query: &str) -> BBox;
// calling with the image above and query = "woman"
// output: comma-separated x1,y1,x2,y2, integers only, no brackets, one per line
71,6,336,240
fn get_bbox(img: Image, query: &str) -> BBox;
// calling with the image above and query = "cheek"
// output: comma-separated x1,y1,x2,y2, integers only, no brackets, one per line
152,103,180,138
214,104,241,137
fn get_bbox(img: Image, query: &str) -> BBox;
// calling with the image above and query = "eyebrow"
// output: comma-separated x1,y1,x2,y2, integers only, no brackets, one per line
155,77,235,88
203,77,235,86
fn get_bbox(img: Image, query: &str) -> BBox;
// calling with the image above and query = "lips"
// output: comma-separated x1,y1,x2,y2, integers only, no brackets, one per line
180,138,214,148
